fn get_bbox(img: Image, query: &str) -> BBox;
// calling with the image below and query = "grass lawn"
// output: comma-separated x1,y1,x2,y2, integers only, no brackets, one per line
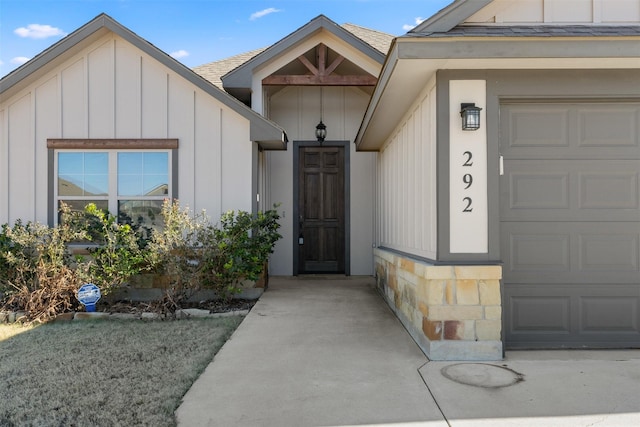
0,316,243,426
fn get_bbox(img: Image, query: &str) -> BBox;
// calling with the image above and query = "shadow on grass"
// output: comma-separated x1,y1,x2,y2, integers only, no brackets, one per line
0,316,244,426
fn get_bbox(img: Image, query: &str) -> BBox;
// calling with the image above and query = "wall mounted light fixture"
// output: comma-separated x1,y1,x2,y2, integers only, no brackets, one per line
460,103,482,131
316,87,327,143
315,120,327,142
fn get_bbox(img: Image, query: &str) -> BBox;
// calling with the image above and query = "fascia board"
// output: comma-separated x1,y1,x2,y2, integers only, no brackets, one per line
354,41,400,151
411,0,493,34
396,36,640,59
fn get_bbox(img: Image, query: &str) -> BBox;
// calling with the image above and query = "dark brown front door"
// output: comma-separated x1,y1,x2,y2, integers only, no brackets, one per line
297,146,345,274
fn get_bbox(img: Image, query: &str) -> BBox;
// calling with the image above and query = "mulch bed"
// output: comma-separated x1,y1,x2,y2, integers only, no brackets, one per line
98,298,257,315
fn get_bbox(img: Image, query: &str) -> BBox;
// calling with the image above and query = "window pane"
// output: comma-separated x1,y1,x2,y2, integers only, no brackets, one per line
118,200,164,237
143,152,168,174
58,153,83,175
118,152,168,197
58,152,108,196
58,200,109,225
118,174,144,197
84,153,108,174
143,176,169,196
118,152,142,174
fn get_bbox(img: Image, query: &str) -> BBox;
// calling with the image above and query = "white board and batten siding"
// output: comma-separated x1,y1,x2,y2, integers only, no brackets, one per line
0,32,254,226
267,86,376,275
467,0,640,24
377,78,438,260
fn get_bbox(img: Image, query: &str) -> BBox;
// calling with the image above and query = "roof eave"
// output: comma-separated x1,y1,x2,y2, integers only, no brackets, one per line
410,0,493,34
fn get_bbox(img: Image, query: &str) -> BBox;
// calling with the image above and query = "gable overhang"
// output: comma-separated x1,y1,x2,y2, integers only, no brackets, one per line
221,15,386,104
0,13,287,150
355,35,640,151
411,0,493,34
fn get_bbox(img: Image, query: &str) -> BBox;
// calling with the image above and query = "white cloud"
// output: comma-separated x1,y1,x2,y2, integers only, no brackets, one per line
14,24,66,39
402,17,425,31
11,57,31,65
170,50,189,59
250,8,281,21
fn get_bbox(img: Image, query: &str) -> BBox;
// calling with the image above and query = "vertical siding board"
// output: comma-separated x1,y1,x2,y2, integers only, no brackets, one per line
408,110,416,249
221,113,252,213
168,75,195,208
415,102,423,251
8,94,34,223
88,40,115,138
141,57,168,138
429,85,438,254
0,109,7,224
115,38,142,137
194,93,221,215
35,77,60,223
61,59,86,138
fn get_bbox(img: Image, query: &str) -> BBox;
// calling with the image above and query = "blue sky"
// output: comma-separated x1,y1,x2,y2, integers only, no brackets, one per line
0,0,453,77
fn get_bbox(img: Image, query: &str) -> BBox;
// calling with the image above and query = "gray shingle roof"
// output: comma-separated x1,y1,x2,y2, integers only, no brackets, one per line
412,25,640,38
193,23,394,89
192,48,266,89
341,23,394,53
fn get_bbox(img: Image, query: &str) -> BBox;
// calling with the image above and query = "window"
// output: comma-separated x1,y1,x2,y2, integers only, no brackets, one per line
55,150,170,229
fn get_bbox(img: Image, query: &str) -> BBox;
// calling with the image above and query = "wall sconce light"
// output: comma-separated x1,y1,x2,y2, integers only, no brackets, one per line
460,103,482,131
315,120,327,142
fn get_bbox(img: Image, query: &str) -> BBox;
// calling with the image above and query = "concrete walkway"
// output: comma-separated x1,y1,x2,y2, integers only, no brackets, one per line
176,276,640,427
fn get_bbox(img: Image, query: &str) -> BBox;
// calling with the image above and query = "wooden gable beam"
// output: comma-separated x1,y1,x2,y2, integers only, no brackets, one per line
262,43,377,86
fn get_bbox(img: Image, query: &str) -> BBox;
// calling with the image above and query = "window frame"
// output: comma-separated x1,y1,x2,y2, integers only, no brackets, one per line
47,139,178,226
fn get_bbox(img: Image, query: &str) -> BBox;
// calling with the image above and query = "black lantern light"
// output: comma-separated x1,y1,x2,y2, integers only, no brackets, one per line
460,103,482,131
315,120,327,142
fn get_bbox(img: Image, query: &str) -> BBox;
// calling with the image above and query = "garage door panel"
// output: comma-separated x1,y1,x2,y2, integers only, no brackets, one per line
579,233,639,273
502,160,640,222
507,106,570,148
578,106,639,148
503,222,640,283
581,296,638,332
579,171,639,209
510,295,572,332
501,102,640,160
505,285,640,348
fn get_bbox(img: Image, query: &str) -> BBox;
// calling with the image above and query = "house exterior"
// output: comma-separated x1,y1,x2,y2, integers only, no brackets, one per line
356,0,640,359
0,14,286,230
2,1,639,361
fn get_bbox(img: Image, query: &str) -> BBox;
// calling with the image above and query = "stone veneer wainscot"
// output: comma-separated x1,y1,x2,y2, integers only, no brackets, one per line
374,248,503,360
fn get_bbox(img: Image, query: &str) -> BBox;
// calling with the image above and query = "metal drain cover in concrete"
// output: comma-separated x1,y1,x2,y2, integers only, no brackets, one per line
441,363,524,388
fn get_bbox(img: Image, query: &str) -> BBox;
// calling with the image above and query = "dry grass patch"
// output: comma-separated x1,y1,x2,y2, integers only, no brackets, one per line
0,317,243,426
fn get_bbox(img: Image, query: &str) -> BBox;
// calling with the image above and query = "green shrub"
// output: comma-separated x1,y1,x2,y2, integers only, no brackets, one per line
72,203,149,296
148,200,282,313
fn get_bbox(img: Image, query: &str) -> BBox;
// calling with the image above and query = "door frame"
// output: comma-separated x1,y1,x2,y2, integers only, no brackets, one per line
293,140,350,276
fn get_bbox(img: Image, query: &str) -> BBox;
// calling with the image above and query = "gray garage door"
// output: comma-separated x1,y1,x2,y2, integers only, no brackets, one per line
500,101,640,349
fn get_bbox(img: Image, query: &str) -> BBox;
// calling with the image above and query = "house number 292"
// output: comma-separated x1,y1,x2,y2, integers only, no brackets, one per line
462,151,473,212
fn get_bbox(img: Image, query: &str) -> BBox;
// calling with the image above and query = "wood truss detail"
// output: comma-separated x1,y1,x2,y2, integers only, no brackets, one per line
262,43,377,86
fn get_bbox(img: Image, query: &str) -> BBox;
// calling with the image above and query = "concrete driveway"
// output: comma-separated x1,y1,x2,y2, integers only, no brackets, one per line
176,276,640,427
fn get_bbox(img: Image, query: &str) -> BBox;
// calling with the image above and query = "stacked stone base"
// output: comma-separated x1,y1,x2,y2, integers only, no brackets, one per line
374,248,503,361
